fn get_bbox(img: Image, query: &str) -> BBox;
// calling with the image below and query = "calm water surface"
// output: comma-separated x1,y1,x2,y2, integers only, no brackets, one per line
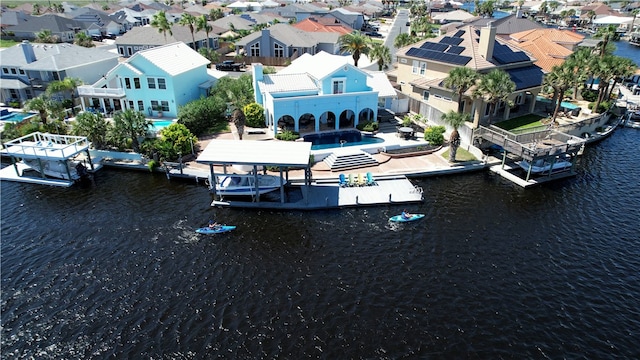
2,128,639,358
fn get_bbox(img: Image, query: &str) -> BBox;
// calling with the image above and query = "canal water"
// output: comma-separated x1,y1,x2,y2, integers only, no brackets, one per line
2,126,639,358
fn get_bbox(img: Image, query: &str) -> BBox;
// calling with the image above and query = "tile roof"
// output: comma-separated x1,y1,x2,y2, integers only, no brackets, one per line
235,23,328,48
292,18,352,34
133,42,210,76
508,28,583,72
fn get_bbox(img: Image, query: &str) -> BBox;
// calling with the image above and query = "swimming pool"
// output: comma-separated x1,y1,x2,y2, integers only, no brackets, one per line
536,96,579,110
0,111,37,122
304,130,384,150
150,120,175,131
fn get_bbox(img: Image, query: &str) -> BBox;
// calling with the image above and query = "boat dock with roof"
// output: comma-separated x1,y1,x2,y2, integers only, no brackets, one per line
0,132,102,187
196,139,424,209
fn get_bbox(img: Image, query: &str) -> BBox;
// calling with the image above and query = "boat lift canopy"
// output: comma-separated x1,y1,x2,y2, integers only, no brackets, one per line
196,140,313,203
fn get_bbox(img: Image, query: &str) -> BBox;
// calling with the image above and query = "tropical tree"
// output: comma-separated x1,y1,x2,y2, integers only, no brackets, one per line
606,56,636,100
565,47,591,100
369,43,392,71
443,67,479,113
630,9,640,34
32,3,42,15
71,111,110,149
24,95,53,124
35,29,59,43
74,32,95,48
394,33,415,49
472,69,516,126
590,55,617,113
111,109,152,152
441,110,470,162
543,62,575,121
338,31,371,67
593,24,618,58
46,77,83,114
198,47,220,66
151,11,173,43
209,8,224,21
156,123,198,160
179,13,197,49
231,109,245,140
196,15,213,49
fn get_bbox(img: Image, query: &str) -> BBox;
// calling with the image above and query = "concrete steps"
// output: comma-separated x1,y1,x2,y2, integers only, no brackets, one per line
323,150,379,171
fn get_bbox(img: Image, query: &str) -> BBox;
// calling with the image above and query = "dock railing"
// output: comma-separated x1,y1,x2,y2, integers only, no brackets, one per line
3,132,90,159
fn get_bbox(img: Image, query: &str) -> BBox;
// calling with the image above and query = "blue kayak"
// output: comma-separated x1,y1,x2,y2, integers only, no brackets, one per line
389,214,425,222
195,225,236,234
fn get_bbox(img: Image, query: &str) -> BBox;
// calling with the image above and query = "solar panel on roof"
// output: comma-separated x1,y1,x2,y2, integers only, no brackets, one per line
420,42,449,51
492,44,531,64
453,30,465,37
406,46,470,65
446,46,464,55
507,66,544,90
439,36,463,46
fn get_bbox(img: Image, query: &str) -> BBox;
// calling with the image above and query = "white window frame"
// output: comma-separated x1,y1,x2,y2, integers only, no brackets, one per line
332,77,346,94
412,60,419,74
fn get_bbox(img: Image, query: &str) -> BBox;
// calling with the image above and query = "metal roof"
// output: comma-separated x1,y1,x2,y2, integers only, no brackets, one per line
196,140,312,167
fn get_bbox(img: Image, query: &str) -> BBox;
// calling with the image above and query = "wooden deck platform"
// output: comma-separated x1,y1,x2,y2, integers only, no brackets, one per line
489,163,576,188
0,162,74,187
211,175,424,210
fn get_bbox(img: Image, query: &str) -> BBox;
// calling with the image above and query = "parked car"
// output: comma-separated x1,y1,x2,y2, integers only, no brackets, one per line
365,32,383,38
91,34,103,41
105,33,117,40
215,60,245,71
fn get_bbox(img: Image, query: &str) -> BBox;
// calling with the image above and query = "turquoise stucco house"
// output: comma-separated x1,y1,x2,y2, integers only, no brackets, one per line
77,42,219,118
252,52,396,135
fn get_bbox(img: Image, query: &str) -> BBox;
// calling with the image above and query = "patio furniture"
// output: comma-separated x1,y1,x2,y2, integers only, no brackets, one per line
338,173,348,187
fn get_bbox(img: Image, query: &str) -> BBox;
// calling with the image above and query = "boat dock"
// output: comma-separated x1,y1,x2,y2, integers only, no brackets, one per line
212,175,423,210
0,162,75,187
488,162,576,188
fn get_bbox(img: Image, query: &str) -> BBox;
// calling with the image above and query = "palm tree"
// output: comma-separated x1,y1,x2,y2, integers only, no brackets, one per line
178,13,197,50
543,62,574,121
74,32,95,48
394,33,415,49
32,3,41,15
443,67,479,113
338,32,371,67
151,11,173,43
631,9,640,34
441,110,470,163
472,69,516,126
24,95,53,124
35,29,59,44
209,9,223,21
606,56,636,100
72,112,110,149
199,47,220,66
593,24,618,58
196,15,213,49
111,109,152,153
231,109,245,140
46,77,83,114
590,55,617,113
368,43,391,71
565,47,591,100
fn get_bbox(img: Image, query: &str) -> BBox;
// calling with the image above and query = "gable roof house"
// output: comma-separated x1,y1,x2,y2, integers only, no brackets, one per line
292,17,353,34
0,41,120,104
114,25,219,57
235,23,341,65
4,13,88,43
260,3,329,23
395,24,544,130
66,7,126,37
76,42,213,118
328,8,365,32
210,14,257,32
465,14,543,40
252,51,396,135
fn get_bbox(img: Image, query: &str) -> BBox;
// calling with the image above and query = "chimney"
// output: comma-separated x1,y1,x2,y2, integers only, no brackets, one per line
252,63,263,104
478,22,496,60
20,40,36,64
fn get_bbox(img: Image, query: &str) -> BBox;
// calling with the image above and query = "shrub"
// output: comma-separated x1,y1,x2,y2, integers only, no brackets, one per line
356,121,379,132
147,159,158,172
589,100,611,114
275,130,300,141
177,96,227,136
402,115,412,127
243,103,266,128
423,125,446,145
581,89,598,102
8,101,21,108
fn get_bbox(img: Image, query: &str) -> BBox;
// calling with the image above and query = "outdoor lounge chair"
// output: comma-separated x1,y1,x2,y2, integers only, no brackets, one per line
356,173,366,186
338,173,348,187
366,172,376,186
348,173,356,187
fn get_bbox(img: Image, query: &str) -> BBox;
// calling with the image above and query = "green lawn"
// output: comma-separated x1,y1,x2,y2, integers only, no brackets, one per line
441,147,476,162
494,114,545,131
0,39,19,48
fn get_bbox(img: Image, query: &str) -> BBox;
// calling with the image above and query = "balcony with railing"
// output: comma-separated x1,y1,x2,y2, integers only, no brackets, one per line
77,85,126,98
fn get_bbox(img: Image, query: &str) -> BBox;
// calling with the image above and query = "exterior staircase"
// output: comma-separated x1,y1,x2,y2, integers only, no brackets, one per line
322,150,379,171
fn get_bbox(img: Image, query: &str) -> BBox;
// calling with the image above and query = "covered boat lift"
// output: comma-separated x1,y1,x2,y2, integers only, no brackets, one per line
475,125,586,186
196,140,313,203
1,132,100,186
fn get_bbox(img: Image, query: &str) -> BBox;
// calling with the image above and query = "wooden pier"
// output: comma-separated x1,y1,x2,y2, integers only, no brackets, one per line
489,163,576,188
